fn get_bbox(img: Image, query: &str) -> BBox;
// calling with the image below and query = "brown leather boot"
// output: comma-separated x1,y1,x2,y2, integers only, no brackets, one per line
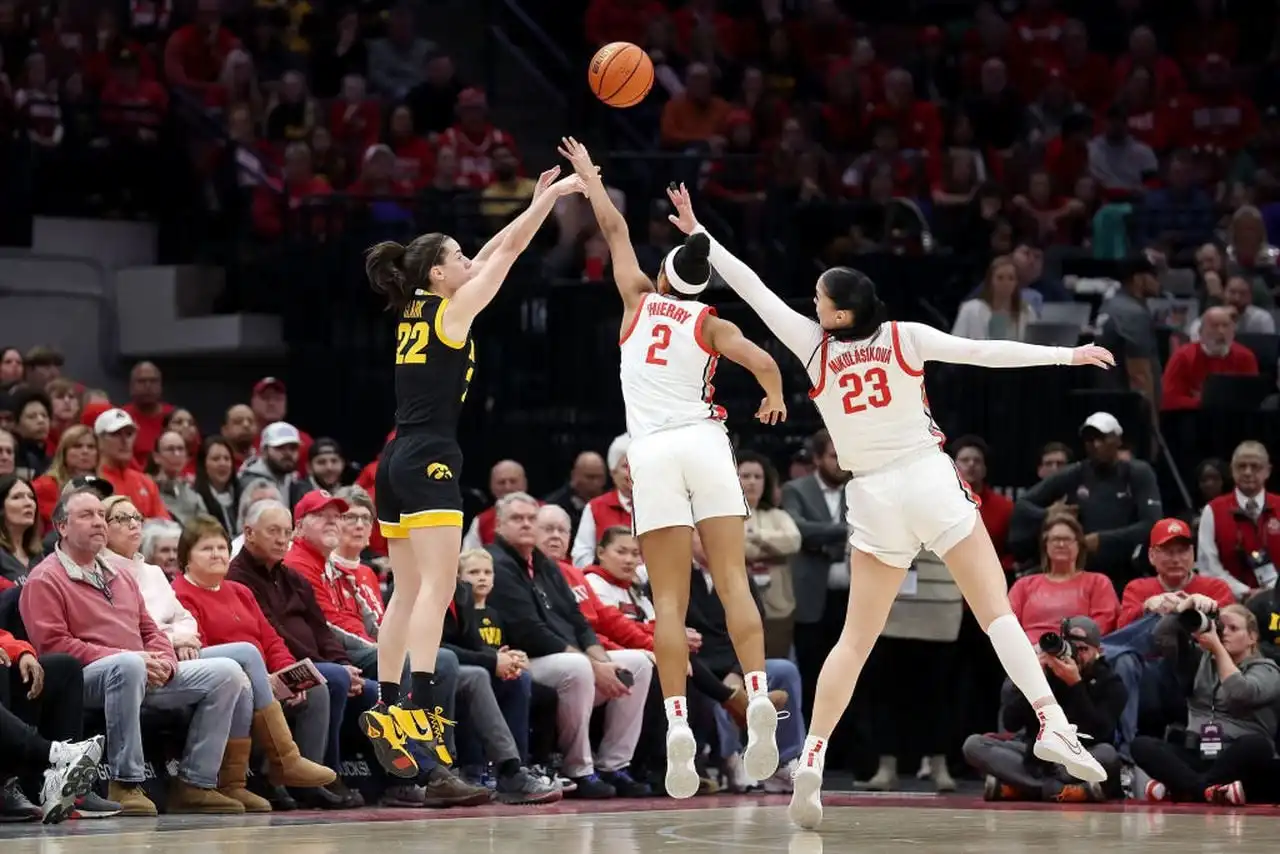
106,782,157,817
167,780,245,814
252,701,337,788
722,688,790,729
217,738,272,812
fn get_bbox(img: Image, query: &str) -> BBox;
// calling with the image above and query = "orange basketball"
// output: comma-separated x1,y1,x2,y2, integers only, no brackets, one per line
588,42,654,108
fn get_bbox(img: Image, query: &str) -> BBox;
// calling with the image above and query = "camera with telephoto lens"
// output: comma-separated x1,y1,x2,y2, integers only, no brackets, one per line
1176,608,1221,636
1039,631,1073,661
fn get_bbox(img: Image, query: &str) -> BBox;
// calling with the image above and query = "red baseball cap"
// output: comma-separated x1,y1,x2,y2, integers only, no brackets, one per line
253,377,286,397
293,490,349,520
1150,518,1193,548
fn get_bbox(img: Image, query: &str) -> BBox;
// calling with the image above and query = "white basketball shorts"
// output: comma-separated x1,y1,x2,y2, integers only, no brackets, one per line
627,420,748,536
845,450,979,569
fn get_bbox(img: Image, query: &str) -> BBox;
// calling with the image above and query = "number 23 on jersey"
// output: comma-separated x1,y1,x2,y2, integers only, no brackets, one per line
839,367,892,413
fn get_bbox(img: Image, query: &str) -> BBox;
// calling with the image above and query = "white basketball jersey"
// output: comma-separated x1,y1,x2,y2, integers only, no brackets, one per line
808,321,946,476
619,293,727,440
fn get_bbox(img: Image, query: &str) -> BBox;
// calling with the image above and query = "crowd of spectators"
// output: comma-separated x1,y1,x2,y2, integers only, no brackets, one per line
2,0,1280,822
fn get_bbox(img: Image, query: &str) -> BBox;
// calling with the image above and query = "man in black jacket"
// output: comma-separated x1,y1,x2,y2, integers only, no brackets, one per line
486,492,654,799
440,567,559,804
963,616,1127,802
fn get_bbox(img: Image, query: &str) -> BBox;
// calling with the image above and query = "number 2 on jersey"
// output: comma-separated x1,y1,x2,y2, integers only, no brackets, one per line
645,323,672,366
396,321,429,365
839,367,892,413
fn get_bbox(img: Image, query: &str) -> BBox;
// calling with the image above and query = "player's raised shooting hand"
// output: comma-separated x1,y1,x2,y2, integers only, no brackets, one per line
531,166,561,201
551,174,589,198
756,394,787,426
666,182,698,234
557,136,598,179
1070,344,1115,369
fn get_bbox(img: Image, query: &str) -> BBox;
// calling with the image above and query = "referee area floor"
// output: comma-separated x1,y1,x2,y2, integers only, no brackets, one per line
3,791,1275,853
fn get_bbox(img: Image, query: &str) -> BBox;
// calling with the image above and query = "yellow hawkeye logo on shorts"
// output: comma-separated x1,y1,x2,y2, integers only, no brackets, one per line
426,463,454,480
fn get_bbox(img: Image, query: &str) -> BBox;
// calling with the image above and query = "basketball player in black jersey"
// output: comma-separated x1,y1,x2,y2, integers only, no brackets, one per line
358,167,586,778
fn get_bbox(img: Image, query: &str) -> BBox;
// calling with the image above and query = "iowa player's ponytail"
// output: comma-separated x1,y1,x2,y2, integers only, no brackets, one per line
366,232,449,312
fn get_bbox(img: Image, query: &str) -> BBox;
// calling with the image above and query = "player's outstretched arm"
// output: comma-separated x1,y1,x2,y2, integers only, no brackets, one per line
442,174,587,341
557,136,653,311
702,315,788,425
900,322,1115,370
666,184,823,372
473,167,563,264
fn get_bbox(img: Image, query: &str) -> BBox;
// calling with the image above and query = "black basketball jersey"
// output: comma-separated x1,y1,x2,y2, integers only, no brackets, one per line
393,290,475,434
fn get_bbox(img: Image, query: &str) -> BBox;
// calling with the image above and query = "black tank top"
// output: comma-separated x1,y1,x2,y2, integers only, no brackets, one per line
393,290,475,434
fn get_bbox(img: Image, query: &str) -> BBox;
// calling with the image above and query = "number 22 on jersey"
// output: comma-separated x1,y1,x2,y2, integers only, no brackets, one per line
839,367,892,413
396,321,429,364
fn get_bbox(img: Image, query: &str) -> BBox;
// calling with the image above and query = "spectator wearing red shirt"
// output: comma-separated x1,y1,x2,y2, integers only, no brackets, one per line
1174,0,1239,68
1173,55,1258,155
673,0,741,60
100,49,167,140
786,0,855,72
1010,0,1068,62
1115,66,1173,153
122,361,173,469
328,74,381,156
347,145,416,217
1161,307,1259,411
1059,20,1112,111
660,63,732,151
83,10,154,92
1007,515,1120,644
1198,442,1279,600
94,408,170,521
1116,518,1235,628
462,460,532,551
163,0,239,102
1114,26,1185,102
951,437,1014,567
386,104,434,189
866,68,942,158
251,142,333,239
437,88,519,189
584,0,664,48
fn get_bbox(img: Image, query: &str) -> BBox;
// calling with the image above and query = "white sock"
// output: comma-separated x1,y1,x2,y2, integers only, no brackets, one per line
664,696,690,727
744,670,768,700
986,614,1062,720
800,735,827,770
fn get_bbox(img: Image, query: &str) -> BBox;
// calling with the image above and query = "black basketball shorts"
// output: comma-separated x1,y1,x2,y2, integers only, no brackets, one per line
374,432,465,538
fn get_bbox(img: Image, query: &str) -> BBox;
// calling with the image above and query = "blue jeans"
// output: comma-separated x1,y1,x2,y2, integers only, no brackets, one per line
493,670,532,763
1101,614,1171,760
83,652,244,788
712,659,806,764
314,662,377,771
201,642,271,738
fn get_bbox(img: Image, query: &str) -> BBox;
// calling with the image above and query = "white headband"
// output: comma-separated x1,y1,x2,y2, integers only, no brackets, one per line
662,246,708,296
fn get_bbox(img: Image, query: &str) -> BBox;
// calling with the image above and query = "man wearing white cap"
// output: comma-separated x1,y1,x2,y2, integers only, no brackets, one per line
94,408,170,521
571,435,633,567
240,422,303,497
1010,412,1162,576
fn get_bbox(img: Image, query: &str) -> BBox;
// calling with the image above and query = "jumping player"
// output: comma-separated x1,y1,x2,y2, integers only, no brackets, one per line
662,184,1114,827
557,137,786,799
359,167,587,778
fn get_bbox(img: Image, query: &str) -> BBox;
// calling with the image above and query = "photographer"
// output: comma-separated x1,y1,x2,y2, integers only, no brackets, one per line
1131,604,1280,804
963,617,1126,803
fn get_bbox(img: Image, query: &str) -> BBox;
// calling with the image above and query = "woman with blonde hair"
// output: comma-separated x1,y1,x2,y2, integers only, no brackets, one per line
30,425,97,529
1133,603,1280,804
952,255,1038,341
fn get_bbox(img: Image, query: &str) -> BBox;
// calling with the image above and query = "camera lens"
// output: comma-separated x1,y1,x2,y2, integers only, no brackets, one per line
1039,632,1065,657
1176,610,1212,634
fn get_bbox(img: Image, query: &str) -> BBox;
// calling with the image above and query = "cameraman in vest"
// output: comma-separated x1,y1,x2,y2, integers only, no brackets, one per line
1198,442,1280,601
1011,412,1163,585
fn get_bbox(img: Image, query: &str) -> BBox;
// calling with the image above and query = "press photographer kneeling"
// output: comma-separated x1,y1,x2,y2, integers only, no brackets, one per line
963,617,1126,802
1131,603,1280,804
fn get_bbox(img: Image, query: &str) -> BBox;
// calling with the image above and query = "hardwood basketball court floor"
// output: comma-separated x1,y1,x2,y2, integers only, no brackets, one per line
1,792,1273,853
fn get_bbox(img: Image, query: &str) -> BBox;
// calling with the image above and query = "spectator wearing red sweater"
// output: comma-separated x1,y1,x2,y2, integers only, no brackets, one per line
584,0,664,48
462,460,530,551
866,68,942,158
659,64,732,151
952,436,1015,566
99,49,166,139
83,9,154,93
387,104,434,189
1008,514,1121,644
438,88,519,189
787,0,855,72
1114,26,1185,102
1117,67,1174,153
122,361,173,469
330,487,386,626
163,0,239,102
1060,20,1112,111
571,435,633,566
329,74,381,157
1117,518,1235,628
94,409,169,522
1173,55,1259,155
1161,307,1259,410
19,487,244,815
251,142,333,240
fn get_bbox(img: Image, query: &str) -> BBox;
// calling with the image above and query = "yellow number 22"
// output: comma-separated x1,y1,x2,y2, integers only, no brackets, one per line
395,322,429,365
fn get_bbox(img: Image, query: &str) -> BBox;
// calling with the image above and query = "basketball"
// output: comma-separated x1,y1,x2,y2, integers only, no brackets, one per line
588,42,654,108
